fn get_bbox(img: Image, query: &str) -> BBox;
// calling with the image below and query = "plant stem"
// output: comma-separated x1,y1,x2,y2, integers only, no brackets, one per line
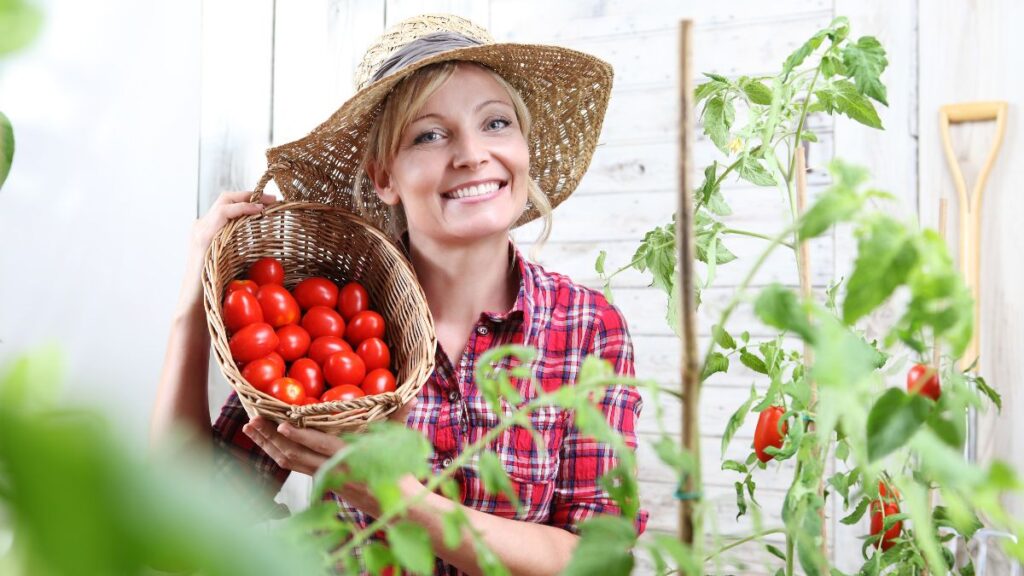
704,528,786,562
722,227,795,249
787,64,823,183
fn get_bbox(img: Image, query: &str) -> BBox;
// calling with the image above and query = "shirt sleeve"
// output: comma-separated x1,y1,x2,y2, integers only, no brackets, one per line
548,299,650,536
211,392,291,500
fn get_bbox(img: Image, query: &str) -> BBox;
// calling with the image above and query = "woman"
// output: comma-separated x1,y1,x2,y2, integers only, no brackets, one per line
152,14,648,576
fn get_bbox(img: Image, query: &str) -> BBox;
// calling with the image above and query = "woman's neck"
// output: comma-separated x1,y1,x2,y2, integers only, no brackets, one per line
407,230,518,328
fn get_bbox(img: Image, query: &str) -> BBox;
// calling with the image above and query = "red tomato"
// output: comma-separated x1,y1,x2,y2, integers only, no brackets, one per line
241,356,284,393
275,324,311,362
321,384,364,403
226,279,259,296
308,336,352,366
299,396,319,405
302,306,346,340
265,352,286,375
222,289,264,333
289,358,325,399
906,363,941,401
248,257,284,286
345,310,385,346
878,480,900,501
356,337,391,372
293,277,339,311
257,284,301,328
323,351,366,388
229,323,279,364
870,499,902,551
269,377,306,405
361,369,396,396
338,282,370,320
753,406,788,463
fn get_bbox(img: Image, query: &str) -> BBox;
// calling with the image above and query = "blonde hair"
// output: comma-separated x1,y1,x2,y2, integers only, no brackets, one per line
354,61,552,257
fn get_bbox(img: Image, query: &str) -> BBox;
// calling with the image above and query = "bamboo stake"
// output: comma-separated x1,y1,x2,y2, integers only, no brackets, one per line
676,19,701,550
795,146,827,558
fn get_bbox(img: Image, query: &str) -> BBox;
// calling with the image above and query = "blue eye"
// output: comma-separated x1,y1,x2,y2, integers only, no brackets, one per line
487,118,512,131
413,130,442,145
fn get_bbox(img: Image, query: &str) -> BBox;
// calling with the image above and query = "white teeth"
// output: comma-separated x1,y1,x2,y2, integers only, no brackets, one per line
445,181,501,199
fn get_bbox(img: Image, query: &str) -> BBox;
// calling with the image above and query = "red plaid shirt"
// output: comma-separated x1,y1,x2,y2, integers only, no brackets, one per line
212,241,648,574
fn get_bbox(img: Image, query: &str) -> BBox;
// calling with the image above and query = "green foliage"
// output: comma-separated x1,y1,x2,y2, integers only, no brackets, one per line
0,110,13,190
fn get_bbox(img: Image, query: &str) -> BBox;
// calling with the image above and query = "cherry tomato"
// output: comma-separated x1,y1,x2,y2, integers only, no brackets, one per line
265,352,286,375
878,480,900,501
323,351,366,388
269,377,306,405
248,257,284,286
870,499,902,551
753,406,788,463
338,282,370,320
321,384,364,403
288,358,325,399
906,363,941,401
345,310,385,346
302,306,346,340
275,324,311,362
229,323,279,364
361,369,396,396
293,277,339,311
257,284,301,328
241,356,284,393
356,337,391,372
222,289,264,333
308,336,352,366
226,279,259,296
299,396,319,405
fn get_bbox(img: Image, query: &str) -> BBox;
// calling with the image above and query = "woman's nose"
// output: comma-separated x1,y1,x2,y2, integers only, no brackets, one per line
451,132,489,170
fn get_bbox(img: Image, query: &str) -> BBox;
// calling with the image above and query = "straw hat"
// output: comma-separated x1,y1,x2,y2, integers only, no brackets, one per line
262,14,614,232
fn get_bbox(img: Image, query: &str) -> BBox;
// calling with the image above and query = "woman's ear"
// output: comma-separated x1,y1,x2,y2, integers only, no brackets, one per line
366,161,400,206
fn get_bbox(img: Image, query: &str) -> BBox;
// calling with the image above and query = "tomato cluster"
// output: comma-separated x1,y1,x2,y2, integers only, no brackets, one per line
870,480,903,551
223,257,397,406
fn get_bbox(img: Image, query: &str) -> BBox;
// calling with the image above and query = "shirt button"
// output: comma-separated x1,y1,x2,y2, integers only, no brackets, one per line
442,457,454,468
476,325,489,336
448,390,461,402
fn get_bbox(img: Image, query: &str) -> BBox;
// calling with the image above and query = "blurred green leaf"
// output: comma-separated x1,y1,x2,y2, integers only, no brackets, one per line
0,0,43,57
754,284,816,343
843,216,918,324
0,110,14,191
866,388,930,461
477,451,521,513
563,516,636,576
388,521,434,576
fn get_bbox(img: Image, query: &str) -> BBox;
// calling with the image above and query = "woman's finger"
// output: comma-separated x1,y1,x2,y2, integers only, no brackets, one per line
277,422,346,458
215,190,259,205
217,201,267,221
244,418,324,475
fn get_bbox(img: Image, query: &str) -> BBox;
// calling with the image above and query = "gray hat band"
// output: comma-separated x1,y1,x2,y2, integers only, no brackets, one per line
371,31,484,83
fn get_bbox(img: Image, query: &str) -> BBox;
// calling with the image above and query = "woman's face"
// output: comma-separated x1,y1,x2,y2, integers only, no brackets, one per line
372,63,531,245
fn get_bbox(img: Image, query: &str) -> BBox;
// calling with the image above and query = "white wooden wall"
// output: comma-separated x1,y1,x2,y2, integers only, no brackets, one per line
197,1,1024,574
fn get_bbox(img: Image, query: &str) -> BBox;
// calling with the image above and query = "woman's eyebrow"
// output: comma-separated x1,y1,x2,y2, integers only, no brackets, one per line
410,99,513,124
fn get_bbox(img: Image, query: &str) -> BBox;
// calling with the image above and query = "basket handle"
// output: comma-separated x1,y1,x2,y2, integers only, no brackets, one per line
249,161,293,204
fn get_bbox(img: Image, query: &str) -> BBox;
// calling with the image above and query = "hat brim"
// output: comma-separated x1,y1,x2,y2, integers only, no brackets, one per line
264,42,614,233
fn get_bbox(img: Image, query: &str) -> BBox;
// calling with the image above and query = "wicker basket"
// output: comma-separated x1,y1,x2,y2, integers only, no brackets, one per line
202,176,436,434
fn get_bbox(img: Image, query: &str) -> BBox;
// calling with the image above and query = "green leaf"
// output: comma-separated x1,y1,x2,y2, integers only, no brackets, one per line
701,351,730,380
754,284,816,343
695,74,728,104
970,374,1002,411
722,385,757,456
651,535,699,575
703,96,735,153
739,77,773,105
0,110,14,191
0,0,44,57
740,350,769,375
843,216,919,324
477,452,522,511
562,516,637,576
737,155,776,186
842,36,889,106
440,510,465,551
783,29,828,77
798,184,864,240
363,542,397,575
388,521,435,576
841,497,870,525
866,388,931,461
712,323,736,349
594,250,607,275
814,79,883,129
766,544,787,561
721,459,748,474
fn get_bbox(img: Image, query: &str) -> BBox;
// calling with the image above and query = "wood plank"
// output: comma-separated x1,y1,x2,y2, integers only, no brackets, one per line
199,0,276,419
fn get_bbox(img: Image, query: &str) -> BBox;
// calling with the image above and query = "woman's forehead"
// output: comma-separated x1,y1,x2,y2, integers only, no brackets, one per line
414,63,515,117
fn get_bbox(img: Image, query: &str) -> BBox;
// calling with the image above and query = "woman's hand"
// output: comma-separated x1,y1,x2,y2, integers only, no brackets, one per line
242,398,421,517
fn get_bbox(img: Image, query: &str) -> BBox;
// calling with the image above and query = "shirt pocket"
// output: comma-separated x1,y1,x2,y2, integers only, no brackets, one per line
465,395,565,484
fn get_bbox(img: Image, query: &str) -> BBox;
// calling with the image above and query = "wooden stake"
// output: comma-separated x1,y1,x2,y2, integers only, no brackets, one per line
676,19,701,549
795,145,827,557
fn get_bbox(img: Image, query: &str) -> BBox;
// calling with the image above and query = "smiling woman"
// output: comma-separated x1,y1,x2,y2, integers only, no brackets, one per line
153,13,647,576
